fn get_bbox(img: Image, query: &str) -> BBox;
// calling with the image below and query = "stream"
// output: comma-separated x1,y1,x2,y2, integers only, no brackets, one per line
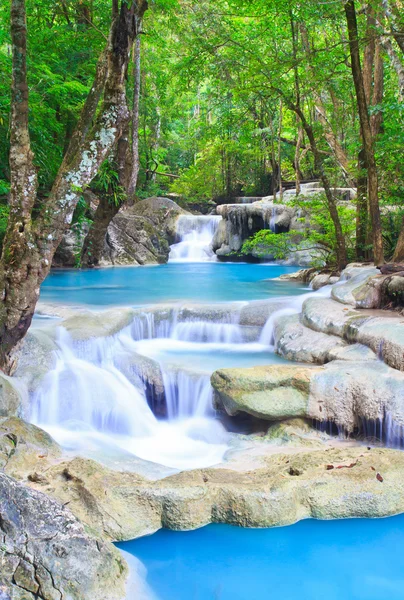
27,215,401,599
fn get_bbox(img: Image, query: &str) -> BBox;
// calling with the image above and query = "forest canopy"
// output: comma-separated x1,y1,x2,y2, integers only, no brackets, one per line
0,0,403,369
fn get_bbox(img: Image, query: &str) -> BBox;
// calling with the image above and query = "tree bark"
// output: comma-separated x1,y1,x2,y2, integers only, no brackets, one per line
127,32,142,202
345,0,384,266
0,0,148,372
393,215,404,262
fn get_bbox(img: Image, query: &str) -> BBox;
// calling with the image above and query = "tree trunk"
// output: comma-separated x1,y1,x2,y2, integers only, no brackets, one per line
381,0,404,54
127,33,142,203
345,0,384,266
393,215,404,262
355,4,375,261
281,95,348,269
278,99,283,201
0,0,148,372
379,32,404,100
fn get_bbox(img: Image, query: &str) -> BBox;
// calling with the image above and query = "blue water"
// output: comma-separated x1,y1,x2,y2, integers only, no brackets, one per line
41,263,303,306
118,518,404,600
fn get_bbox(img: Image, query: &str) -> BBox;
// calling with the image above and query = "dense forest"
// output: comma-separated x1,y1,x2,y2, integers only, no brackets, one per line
0,0,403,368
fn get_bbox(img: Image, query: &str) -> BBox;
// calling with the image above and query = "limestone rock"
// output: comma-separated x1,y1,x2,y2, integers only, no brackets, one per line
14,329,58,395
0,374,22,418
211,364,319,420
331,265,380,307
273,313,346,364
0,472,127,600
310,273,339,290
309,360,404,431
101,197,189,266
17,446,404,541
0,417,61,477
211,357,404,434
61,307,136,340
102,212,170,265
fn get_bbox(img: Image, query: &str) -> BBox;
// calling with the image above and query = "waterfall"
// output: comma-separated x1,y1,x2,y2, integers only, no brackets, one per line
171,321,242,344
269,206,276,233
163,369,214,419
169,215,221,262
31,326,228,470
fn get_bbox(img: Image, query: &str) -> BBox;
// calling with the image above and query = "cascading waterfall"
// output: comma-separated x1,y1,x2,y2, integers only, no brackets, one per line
162,369,214,419
31,324,229,470
169,215,222,262
259,284,336,345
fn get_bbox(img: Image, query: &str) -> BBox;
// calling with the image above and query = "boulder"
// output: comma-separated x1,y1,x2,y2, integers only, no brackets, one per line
347,315,404,371
331,265,381,307
132,196,189,241
0,472,127,600
14,329,58,395
101,196,189,266
273,313,346,364
308,360,404,431
211,359,404,433
102,212,170,265
0,417,61,478
61,307,136,341
310,273,339,290
211,364,319,420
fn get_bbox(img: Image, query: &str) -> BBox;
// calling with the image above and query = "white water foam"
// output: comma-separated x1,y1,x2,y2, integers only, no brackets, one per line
169,215,221,262
31,327,228,471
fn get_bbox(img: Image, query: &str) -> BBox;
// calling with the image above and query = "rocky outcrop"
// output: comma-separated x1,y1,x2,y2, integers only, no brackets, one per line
7,440,404,541
212,364,317,420
273,313,346,364
101,197,189,266
213,202,296,257
213,183,357,264
301,295,404,371
0,472,127,600
54,197,189,267
212,360,404,433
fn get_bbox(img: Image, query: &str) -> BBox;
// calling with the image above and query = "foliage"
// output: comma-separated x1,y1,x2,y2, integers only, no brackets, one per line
92,160,126,207
0,203,9,249
242,193,357,268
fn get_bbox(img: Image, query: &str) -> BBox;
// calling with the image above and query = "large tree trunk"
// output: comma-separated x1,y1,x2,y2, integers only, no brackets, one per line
0,0,39,373
355,5,375,261
81,24,142,265
345,0,384,266
0,0,148,372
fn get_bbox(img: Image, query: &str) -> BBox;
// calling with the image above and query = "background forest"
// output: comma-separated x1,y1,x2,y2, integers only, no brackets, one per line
0,0,403,263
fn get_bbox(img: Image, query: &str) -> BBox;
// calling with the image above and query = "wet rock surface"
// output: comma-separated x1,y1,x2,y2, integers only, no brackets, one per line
0,471,127,600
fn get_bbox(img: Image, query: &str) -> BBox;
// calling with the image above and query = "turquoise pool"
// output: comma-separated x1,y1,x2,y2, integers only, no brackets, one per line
118,517,404,600
41,263,303,306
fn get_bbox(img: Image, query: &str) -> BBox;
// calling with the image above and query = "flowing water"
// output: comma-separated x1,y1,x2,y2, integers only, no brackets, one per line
32,241,308,469
27,216,404,598
169,215,221,262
